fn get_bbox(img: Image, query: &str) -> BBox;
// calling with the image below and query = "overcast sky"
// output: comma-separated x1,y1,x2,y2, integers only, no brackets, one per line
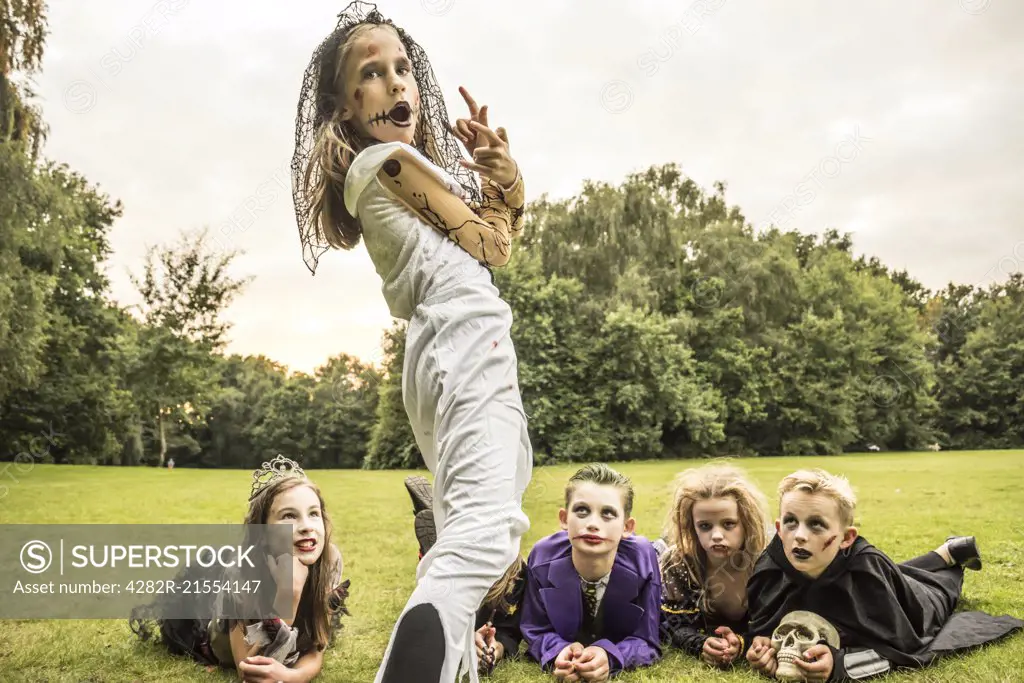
34,0,1023,374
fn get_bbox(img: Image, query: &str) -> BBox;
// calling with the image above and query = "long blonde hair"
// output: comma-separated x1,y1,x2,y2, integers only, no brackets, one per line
662,462,769,604
301,22,438,252
302,22,380,250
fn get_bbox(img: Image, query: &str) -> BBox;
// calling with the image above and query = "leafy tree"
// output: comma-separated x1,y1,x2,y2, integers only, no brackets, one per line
1,0,49,154
1,163,136,463
184,355,289,469
310,354,382,468
247,372,317,464
0,142,60,409
936,273,1024,449
127,229,251,466
364,323,420,469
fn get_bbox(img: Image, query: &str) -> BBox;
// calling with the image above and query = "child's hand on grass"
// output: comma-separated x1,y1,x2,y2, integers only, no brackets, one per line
700,626,741,671
237,654,293,682
746,635,778,677
574,645,610,681
475,624,504,662
553,642,583,680
702,625,741,667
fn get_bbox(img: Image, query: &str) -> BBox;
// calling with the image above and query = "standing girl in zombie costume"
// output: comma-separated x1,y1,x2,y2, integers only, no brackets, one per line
657,463,771,669
290,3,533,681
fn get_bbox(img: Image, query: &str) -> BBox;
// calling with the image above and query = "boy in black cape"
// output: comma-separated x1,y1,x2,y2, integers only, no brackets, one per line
746,469,1023,681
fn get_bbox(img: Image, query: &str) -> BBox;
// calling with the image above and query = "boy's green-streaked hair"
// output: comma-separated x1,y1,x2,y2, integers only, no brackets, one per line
564,463,635,517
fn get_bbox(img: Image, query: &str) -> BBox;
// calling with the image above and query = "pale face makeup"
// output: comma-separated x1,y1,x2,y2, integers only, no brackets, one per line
777,490,855,579
340,26,420,145
559,482,635,558
692,496,746,567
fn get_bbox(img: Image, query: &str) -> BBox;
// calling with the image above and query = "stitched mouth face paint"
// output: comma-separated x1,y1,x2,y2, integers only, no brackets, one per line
342,26,419,144
366,101,415,128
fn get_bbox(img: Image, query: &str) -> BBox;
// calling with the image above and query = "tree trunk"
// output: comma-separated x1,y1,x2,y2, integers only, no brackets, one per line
158,410,167,466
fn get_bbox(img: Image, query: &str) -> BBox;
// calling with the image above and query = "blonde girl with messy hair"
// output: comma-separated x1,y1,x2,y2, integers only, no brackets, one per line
658,462,770,669
291,3,533,682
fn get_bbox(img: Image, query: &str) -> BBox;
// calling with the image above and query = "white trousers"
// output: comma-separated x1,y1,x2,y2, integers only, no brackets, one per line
374,289,533,683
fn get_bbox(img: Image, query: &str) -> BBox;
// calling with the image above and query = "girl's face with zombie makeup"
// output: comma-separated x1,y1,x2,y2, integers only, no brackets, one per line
340,25,420,145
776,490,857,579
268,484,326,567
692,495,746,566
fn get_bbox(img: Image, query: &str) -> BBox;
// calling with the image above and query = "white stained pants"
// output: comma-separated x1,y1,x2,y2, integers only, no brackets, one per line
374,288,533,683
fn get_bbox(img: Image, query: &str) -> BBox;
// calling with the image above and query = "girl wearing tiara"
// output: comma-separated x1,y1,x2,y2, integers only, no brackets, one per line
658,463,771,669
291,3,533,681
130,456,349,681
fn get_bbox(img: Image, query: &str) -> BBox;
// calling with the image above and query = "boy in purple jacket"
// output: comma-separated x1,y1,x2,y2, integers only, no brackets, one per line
520,464,662,681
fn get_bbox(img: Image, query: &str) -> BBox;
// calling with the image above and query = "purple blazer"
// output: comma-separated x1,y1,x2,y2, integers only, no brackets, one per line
520,530,662,673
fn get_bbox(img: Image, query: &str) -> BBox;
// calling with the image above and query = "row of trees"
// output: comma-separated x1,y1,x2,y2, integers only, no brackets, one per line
365,170,1024,466
2,3,1021,469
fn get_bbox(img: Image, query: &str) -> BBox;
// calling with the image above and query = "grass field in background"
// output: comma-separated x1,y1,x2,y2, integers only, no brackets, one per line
1,451,1022,681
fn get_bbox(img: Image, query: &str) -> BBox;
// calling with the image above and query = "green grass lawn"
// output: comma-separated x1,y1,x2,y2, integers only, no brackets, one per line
1,451,1022,682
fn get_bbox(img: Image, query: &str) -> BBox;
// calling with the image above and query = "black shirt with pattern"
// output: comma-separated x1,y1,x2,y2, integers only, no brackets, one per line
658,545,751,660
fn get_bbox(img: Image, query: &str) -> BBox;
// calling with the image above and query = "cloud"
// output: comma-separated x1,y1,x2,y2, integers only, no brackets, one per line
33,0,1024,372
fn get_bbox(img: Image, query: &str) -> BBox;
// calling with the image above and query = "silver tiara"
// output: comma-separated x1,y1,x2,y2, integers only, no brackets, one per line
250,455,307,500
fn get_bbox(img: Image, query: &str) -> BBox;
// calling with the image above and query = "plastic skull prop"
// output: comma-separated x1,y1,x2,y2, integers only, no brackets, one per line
770,610,840,681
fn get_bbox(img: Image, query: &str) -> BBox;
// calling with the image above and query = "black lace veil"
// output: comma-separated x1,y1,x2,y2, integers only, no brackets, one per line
291,0,481,274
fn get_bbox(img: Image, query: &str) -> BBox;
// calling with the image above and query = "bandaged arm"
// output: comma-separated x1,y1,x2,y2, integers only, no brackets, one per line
375,146,525,267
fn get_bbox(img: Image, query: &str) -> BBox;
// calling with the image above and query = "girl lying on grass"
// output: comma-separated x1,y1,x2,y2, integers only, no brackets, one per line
657,462,771,669
130,456,350,682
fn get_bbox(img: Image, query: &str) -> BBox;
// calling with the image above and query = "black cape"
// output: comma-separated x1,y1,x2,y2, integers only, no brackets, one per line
747,535,1023,669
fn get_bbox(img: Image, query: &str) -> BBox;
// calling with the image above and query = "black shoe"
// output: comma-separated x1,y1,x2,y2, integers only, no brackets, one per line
380,603,446,683
415,509,438,557
946,535,982,571
405,476,434,515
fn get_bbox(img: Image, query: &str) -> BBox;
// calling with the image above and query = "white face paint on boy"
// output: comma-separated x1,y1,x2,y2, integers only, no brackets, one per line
559,482,636,558
341,26,420,145
268,485,326,567
777,490,857,579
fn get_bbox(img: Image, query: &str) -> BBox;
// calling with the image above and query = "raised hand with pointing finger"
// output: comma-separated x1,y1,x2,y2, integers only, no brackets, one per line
451,86,519,189
451,86,487,155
